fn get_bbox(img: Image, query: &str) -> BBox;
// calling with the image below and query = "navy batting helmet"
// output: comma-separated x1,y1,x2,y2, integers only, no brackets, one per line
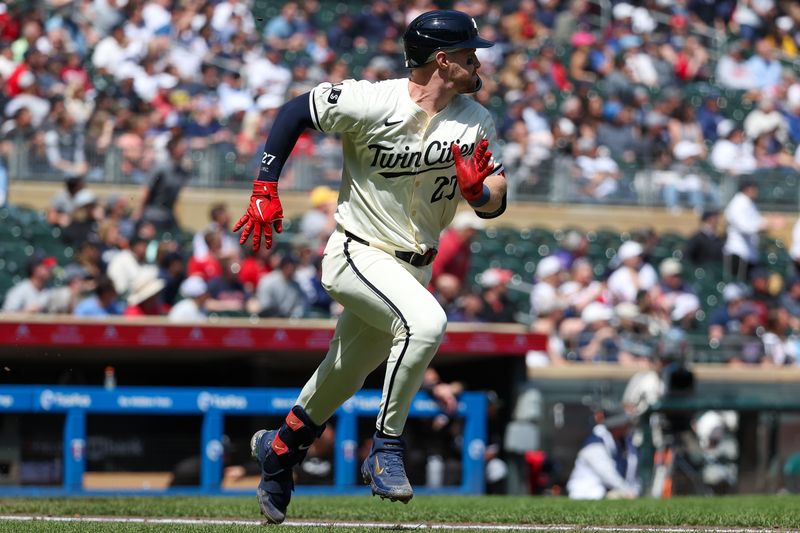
402,10,494,68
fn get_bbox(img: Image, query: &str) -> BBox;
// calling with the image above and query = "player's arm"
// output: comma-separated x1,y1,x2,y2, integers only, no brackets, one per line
234,93,315,251
451,139,507,219
473,172,507,218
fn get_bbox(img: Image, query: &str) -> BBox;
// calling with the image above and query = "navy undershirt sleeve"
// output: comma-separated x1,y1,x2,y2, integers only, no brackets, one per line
256,92,315,182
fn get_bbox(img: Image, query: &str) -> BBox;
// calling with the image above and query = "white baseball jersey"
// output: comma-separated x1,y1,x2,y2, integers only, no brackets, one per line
308,77,504,254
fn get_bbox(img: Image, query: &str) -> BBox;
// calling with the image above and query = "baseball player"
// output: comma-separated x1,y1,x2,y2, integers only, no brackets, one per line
235,10,507,524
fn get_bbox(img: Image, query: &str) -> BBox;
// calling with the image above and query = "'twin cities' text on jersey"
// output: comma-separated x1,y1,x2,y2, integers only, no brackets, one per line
367,140,476,178
309,78,504,255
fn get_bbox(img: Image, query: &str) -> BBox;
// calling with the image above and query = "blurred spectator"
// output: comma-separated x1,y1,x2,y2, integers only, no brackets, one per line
715,42,754,91
45,264,94,314
709,283,748,342
608,241,657,305
263,2,307,52
577,302,635,364
300,185,338,253
74,275,123,317
560,257,603,315
192,203,239,260
44,110,88,179
1,253,55,313
744,97,788,143
573,140,621,202
530,256,564,318
477,268,516,323
107,234,149,297
188,229,224,281
135,133,190,231
781,276,800,327
168,275,209,323
567,412,639,500
697,93,724,143
553,0,590,45
597,105,638,164
62,189,102,247
664,140,714,213
255,254,307,318
124,266,166,317
723,180,780,281
709,120,757,176
762,308,798,365
431,211,484,286
745,39,782,93
47,175,86,227
432,273,465,322
724,302,767,366
684,210,725,265
749,267,780,317
554,231,588,271
207,256,247,313
649,259,701,326
157,250,186,308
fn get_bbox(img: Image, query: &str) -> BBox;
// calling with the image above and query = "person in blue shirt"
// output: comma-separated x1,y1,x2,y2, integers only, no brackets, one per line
73,276,124,317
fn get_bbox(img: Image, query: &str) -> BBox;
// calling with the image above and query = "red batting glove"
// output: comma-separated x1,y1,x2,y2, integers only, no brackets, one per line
233,181,283,252
450,138,494,202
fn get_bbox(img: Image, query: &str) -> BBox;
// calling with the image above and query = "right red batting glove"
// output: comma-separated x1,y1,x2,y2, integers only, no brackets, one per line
233,181,283,252
450,138,494,204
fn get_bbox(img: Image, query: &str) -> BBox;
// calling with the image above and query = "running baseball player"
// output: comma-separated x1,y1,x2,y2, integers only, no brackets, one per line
234,10,507,524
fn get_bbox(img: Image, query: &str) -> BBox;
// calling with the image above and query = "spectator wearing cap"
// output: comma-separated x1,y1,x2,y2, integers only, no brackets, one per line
62,188,102,247
596,105,638,164
577,302,634,364
608,241,657,305
568,31,598,85
710,120,757,176
431,211,485,286
168,275,209,323
530,256,564,318
123,266,167,317
567,410,639,500
1,253,56,313
708,283,748,342
723,180,783,281
300,186,338,253
723,301,767,366
554,231,588,271
684,210,725,265
255,254,307,318
650,258,699,323
46,264,94,314
478,268,516,323
74,275,124,317
4,68,51,128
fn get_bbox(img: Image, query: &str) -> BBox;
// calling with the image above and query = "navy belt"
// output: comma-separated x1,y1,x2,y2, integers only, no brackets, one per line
344,230,438,267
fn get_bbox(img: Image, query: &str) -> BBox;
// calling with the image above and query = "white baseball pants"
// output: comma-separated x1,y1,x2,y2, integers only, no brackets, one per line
295,228,446,436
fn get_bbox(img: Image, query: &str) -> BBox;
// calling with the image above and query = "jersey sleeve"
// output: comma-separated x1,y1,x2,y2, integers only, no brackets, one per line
308,79,369,134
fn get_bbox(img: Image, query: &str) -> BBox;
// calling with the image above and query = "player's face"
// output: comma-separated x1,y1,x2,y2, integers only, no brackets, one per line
445,48,482,93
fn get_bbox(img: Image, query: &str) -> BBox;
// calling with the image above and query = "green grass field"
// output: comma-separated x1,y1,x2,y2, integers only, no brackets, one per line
1,495,800,532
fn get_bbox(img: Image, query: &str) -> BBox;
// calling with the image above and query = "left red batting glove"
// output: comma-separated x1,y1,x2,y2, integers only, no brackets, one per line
233,181,283,252
450,138,494,203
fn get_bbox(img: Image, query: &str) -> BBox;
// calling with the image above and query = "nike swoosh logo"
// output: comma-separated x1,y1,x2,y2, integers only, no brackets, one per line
374,456,385,475
298,443,312,450
384,118,402,127
255,198,265,219
272,440,287,454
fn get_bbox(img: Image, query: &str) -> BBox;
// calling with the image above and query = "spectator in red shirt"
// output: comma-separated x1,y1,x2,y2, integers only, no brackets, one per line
431,211,485,286
123,267,167,317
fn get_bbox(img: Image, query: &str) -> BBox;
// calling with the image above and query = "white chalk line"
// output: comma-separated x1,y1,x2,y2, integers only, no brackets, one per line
0,515,793,532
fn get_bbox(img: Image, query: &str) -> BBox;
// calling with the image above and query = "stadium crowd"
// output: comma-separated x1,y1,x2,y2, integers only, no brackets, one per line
1,0,800,367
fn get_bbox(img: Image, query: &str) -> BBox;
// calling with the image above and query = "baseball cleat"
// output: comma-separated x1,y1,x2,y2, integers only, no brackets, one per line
361,433,413,503
251,429,294,524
